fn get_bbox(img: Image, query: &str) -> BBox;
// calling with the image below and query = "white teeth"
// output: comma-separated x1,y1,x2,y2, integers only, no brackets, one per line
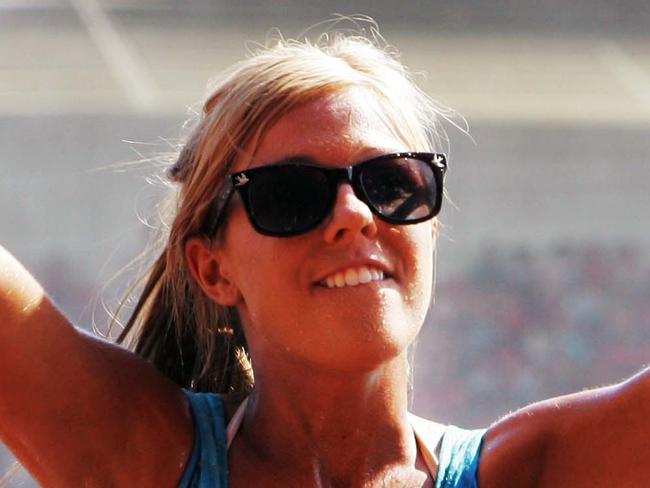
334,273,346,288
344,268,359,286
320,266,387,289
358,267,372,284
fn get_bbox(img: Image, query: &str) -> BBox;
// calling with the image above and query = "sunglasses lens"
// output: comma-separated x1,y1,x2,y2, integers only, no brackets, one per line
360,157,438,221
247,165,331,235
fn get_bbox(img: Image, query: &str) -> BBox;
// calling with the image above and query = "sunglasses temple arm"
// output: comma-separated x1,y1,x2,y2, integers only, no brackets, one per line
201,179,234,236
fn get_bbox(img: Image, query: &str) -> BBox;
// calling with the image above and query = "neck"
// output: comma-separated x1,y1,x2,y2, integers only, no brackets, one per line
235,352,420,486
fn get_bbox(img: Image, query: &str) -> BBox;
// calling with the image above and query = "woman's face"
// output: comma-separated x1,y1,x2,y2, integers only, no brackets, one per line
216,88,435,372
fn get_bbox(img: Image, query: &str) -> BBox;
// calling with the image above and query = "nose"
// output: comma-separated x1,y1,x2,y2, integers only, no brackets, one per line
322,182,378,243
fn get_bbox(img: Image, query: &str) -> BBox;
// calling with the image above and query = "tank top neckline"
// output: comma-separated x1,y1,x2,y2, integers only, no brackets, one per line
225,396,441,478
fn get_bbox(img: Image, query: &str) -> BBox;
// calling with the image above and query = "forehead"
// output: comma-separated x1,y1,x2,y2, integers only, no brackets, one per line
242,88,407,170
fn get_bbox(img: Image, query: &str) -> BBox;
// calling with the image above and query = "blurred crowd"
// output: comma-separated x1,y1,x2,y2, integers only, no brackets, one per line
3,243,649,480
417,244,650,426
29,243,650,428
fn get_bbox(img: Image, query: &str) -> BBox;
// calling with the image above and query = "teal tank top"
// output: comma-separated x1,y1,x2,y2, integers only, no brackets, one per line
179,390,486,488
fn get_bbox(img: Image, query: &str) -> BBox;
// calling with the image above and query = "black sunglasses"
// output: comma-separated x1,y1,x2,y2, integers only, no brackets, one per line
202,152,447,238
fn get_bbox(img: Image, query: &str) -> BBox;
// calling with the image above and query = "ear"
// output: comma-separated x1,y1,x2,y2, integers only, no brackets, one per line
184,236,242,306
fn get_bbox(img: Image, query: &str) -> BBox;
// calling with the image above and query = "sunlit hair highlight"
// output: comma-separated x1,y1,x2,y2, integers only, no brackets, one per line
114,19,456,405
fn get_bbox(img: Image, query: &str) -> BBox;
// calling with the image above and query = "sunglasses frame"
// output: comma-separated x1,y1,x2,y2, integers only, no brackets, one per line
201,152,447,238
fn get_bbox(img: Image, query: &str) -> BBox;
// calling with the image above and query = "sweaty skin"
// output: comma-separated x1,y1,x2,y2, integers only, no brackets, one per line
186,87,439,487
3,87,650,486
0,246,192,487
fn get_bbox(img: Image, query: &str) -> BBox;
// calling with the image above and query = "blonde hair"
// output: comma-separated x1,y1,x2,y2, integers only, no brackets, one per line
116,22,453,404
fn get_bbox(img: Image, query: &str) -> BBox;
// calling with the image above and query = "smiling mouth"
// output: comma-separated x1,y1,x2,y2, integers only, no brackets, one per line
315,265,392,289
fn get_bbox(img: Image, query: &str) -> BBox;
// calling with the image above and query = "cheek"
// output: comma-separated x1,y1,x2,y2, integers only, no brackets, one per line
226,229,303,327
400,224,435,315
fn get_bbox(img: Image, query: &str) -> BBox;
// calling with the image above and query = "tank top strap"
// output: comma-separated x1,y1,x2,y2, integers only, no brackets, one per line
178,390,228,488
226,396,248,448
408,412,445,477
434,425,487,488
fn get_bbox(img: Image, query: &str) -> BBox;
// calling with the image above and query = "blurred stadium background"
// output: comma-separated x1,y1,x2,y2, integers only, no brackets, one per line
1,1,649,485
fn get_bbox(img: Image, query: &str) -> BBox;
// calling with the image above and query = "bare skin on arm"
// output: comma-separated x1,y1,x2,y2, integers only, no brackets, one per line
479,369,650,488
0,246,193,487
2,26,649,487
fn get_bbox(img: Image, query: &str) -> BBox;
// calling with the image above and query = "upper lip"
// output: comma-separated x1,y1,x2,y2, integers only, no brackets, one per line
311,257,395,285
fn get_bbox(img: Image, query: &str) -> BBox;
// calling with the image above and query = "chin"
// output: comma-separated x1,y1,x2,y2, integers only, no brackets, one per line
300,316,420,373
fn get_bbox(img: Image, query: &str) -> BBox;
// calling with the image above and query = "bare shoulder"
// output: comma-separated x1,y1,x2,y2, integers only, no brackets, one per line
76,331,195,487
0,246,193,487
478,370,650,488
476,399,553,488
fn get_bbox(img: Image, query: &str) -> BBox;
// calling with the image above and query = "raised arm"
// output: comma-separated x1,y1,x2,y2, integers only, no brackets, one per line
0,246,192,487
479,368,650,487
